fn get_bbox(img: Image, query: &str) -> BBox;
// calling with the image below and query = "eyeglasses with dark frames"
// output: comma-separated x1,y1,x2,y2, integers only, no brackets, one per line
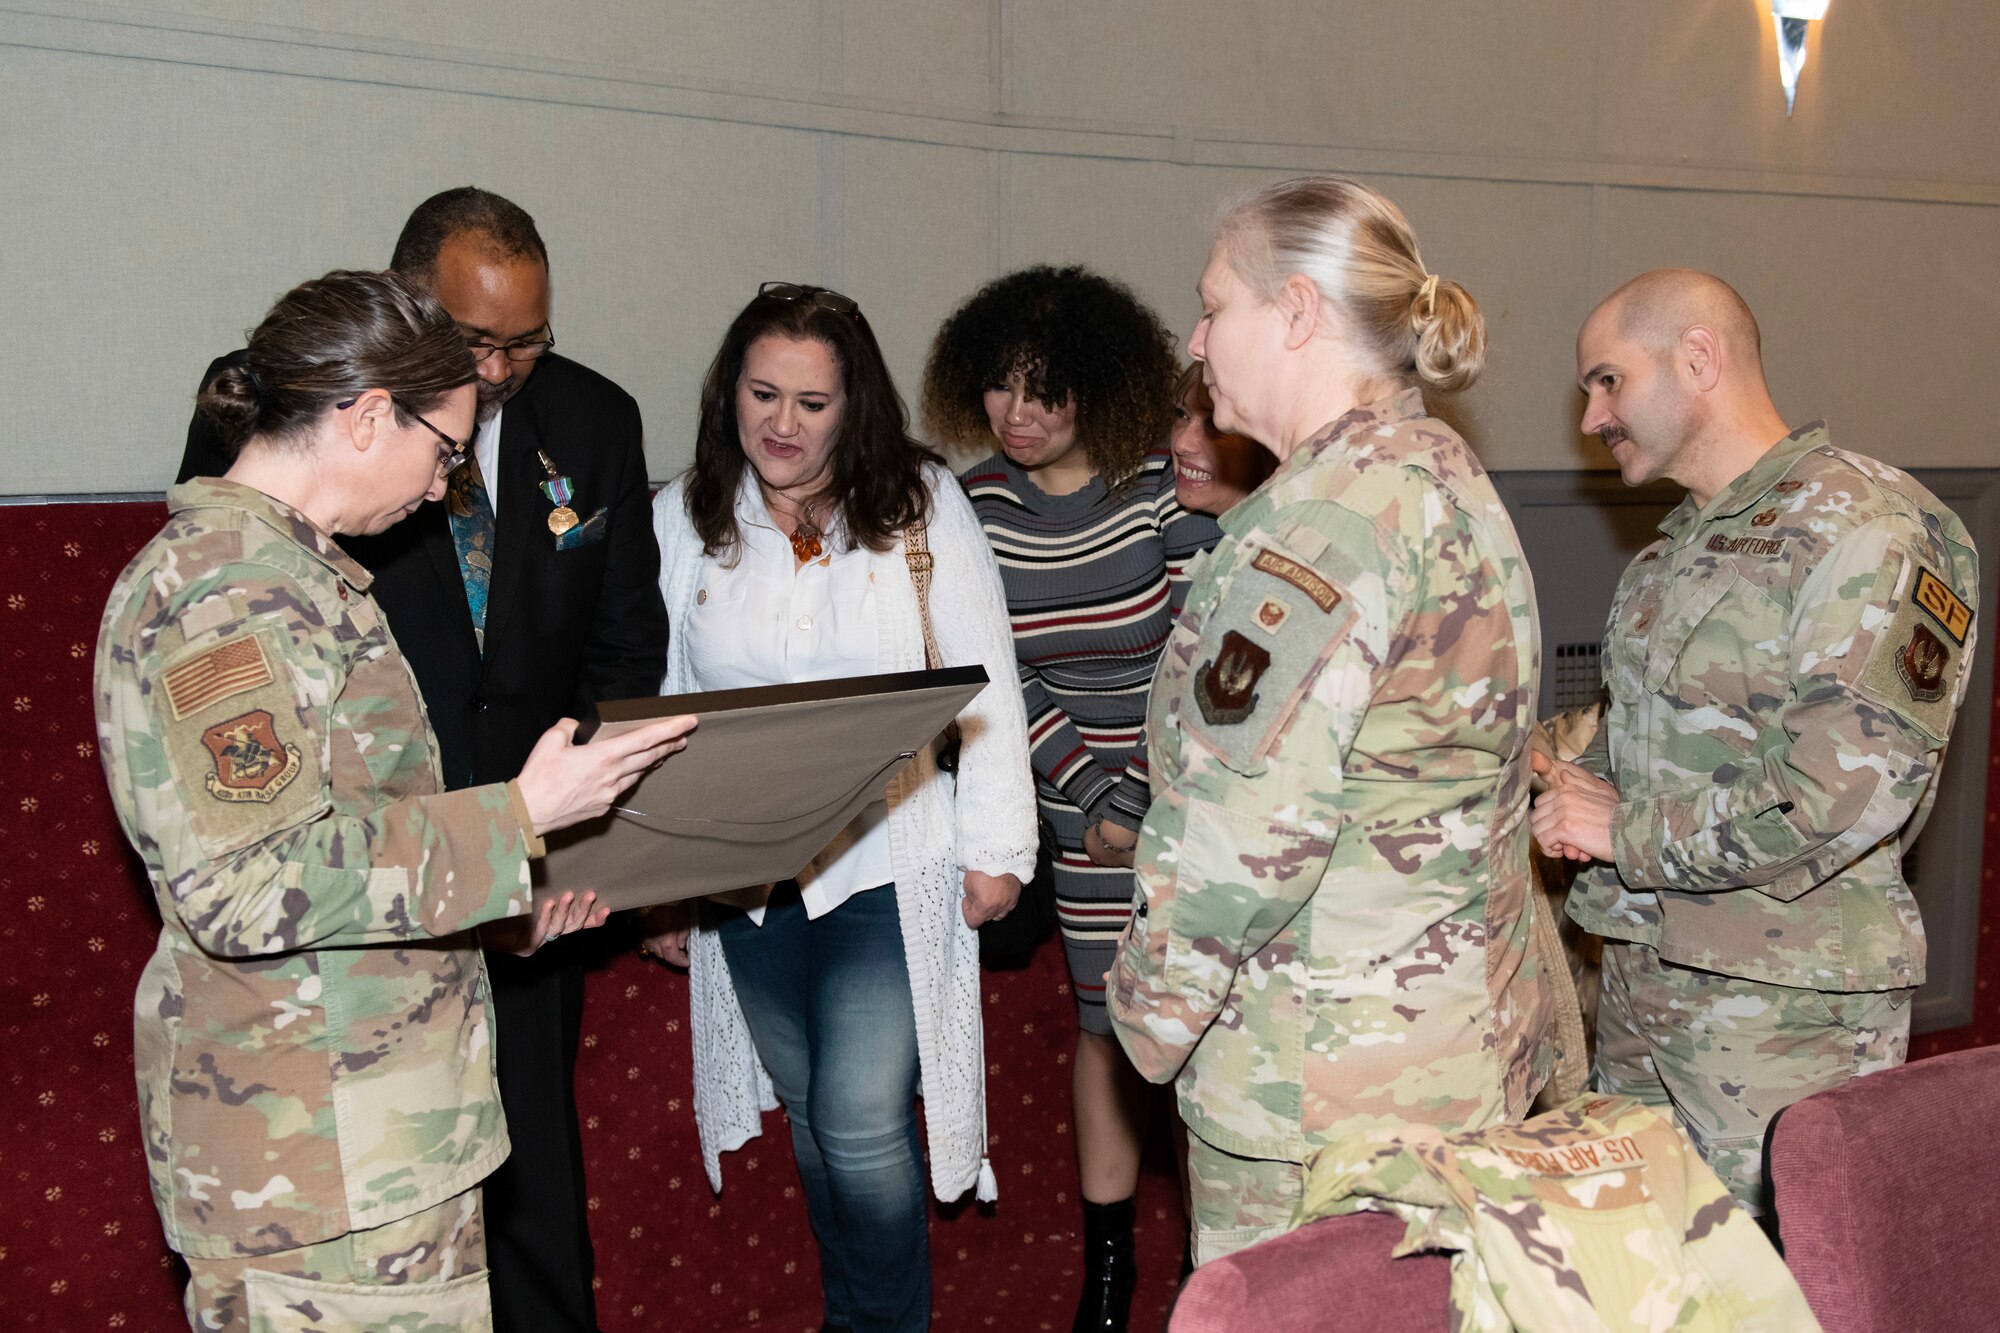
466,323,556,364
335,395,474,473
758,282,863,320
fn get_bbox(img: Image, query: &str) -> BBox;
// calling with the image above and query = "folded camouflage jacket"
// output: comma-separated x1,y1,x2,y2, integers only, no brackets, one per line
1300,1094,1822,1333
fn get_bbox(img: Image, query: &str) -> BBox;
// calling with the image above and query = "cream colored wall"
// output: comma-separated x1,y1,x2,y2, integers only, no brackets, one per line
3,0,1996,493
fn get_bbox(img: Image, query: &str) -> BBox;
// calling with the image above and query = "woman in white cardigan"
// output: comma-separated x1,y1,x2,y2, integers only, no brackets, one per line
641,283,1037,1333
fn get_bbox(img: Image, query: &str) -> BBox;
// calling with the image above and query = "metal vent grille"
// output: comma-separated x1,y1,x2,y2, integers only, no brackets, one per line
1550,642,1603,711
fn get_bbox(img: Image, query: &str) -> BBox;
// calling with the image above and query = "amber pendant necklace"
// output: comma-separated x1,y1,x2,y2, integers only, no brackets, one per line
787,502,825,562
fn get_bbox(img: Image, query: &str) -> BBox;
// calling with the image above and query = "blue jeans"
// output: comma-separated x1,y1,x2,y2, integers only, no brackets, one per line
710,882,928,1333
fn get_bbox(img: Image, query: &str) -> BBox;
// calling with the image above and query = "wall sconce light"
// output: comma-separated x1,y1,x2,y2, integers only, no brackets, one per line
1772,0,1830,116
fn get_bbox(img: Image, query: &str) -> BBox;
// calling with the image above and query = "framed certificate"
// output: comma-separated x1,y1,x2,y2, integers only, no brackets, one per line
534,666,987,911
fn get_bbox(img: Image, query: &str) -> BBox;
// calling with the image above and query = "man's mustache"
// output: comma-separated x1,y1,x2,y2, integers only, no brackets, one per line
1599,426,1631,447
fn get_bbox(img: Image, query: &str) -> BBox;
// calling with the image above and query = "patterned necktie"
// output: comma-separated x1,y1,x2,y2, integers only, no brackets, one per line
445,454,496,654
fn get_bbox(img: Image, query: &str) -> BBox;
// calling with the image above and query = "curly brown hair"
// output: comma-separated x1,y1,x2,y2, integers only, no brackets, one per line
920,265,1178,491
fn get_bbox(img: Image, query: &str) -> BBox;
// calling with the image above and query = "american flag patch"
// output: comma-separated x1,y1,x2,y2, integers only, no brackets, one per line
163,635,273,721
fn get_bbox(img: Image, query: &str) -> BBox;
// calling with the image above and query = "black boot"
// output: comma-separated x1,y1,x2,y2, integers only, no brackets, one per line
1072,1196,1138,1333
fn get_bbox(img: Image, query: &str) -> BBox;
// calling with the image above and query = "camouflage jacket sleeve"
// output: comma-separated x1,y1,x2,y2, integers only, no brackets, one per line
1571,706,1612,781
1612,516,1971,899
142,575,542,957
1110,505,1383,1081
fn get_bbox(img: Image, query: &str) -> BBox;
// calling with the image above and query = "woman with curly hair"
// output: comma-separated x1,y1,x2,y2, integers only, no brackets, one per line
923,265,1221,1333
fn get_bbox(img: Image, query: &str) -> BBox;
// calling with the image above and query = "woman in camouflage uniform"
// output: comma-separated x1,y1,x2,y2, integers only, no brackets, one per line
1107,177,1554,1263
95,270,692,1332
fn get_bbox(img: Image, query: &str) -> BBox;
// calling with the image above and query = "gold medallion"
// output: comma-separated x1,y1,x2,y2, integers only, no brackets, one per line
547,506,579,536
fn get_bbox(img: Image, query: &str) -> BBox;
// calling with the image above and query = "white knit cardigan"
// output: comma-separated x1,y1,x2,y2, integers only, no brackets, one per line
651,463,1038,1202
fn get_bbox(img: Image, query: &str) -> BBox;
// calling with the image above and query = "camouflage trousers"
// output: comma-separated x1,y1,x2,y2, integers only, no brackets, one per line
1596,940,1910,1217
1184,1130,1305,1265
182,1187,490,1332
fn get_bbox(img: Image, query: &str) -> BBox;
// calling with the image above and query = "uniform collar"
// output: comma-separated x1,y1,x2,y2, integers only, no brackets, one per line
1288,385,1428,475
166,477,375,593
1660,421,1829,539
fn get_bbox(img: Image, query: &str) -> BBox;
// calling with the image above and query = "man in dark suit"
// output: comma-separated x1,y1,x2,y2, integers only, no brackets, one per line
178,188,666,1333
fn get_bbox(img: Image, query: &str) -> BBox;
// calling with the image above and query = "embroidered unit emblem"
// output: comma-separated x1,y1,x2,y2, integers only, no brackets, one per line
1896,624,1950,703
1750,509,1778,528
1254,597,1291,633
1249,551,1341,613
1911,567,1972,645
1195,631,1270,726
201,709,304,803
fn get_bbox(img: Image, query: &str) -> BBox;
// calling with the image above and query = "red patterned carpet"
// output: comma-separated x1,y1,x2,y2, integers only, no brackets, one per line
2,500,1994,1330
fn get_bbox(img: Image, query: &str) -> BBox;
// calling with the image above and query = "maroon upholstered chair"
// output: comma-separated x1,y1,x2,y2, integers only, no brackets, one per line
1769,1045,2000,1333
1168,1211,1450,1333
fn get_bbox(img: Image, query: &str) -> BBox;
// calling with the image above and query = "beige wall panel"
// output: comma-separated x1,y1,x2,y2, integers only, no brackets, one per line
521,119,821,482
999,156,1265,339
838,1,992,112
1591,187,2000,469
1359,177,1598,472
147,0,823,90
1007,1,1596,159
999,160,1595,470
0,47,819,492
1598,1,2000,185
834,137,993,449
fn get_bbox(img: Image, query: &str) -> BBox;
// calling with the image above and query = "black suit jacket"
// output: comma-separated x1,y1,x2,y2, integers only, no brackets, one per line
178,351,668,788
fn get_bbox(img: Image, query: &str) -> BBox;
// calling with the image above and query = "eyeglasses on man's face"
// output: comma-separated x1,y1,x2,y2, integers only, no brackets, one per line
758,282,862,320
465,324,556,364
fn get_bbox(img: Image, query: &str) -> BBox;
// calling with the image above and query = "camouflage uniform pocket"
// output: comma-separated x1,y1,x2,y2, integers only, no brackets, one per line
1180,540,1357,777
242,1265,492,1333
1163,798,1330,1004
1643,570,1780,757
1853,560,1973,743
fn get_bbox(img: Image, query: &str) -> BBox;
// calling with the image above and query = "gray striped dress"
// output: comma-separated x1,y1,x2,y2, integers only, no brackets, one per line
960,448,1221,1033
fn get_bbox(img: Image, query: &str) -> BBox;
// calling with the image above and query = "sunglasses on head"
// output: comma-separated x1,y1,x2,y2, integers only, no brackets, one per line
759,281,862,320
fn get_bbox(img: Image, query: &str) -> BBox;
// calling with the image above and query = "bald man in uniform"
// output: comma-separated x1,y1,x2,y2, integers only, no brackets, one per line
1532,269,1979,1216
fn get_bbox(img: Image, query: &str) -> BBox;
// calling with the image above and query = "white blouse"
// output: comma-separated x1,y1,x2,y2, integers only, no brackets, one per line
685,482,894,918
652,463,1038,1202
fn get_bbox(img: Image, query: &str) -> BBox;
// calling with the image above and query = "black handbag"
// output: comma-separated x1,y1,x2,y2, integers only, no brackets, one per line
977,818,1059,964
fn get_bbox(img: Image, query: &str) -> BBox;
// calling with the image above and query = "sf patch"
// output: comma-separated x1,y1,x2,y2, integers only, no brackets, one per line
201,709,303,803
1911,567,1972,645
1195,631,1270,726
1857,563,1971,741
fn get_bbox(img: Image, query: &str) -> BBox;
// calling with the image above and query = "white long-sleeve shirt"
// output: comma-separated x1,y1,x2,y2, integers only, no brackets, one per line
684,479,895,918
652,462,1038,1202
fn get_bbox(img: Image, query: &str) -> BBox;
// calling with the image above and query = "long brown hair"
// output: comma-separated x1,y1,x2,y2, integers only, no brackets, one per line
686,291,938,560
